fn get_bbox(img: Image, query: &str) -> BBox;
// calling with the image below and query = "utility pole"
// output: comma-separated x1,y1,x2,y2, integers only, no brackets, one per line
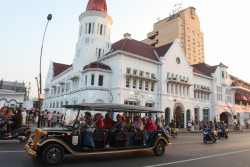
26,82,31,100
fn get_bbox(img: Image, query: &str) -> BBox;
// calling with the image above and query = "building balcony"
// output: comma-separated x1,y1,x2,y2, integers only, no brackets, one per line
194,88,212,94
167,78,192,87
126,74,159,83
147,31,158,39
147,39,158,46
58,80,66,85
69,75,79,81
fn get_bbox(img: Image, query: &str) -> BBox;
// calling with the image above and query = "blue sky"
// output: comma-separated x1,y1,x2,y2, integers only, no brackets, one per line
0,0,249,98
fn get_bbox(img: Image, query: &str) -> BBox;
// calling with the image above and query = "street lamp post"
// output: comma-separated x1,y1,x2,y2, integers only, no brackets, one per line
38,14,52,128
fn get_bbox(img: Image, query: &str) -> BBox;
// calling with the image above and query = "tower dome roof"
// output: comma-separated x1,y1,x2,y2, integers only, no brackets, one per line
86,0,107,14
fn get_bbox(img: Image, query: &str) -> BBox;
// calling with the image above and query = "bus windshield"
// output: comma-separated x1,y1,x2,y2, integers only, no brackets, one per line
62,109,78,127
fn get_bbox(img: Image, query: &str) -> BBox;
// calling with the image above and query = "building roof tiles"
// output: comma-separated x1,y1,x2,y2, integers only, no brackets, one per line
112,38,173,62
53,62,72,77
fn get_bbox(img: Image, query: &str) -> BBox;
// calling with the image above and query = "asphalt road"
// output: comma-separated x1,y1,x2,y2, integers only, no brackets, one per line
0,132,250,167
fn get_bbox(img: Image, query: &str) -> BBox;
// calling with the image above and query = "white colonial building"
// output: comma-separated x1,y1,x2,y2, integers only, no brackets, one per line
43,0,250,128
0,80,27,108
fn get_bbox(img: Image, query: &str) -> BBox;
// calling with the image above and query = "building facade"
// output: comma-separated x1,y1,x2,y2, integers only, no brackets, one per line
43,0,250,128
142,7,205,65
0,80,27,108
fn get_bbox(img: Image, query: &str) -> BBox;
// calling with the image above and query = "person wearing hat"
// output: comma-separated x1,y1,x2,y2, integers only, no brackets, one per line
7,108,22,137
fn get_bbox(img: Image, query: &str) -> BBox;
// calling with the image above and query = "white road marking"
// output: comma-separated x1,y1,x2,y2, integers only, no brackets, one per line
144,149,250,167
173,142,200,145
0,140,20,144
0,151,25,153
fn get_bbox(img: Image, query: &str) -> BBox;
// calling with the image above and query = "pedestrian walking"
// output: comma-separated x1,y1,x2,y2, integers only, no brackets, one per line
40,111,44,127
57,112,60,124
43,110,48,127
58,112,63,124
22,109,27,125
47,111,52,127
191,120,194,131
34,111,38,124
52,111,58,127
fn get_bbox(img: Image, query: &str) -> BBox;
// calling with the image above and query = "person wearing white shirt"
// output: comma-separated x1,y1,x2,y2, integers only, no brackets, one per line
22,109,27,125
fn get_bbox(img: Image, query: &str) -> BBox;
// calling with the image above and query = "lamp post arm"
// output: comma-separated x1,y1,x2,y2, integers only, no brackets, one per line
38,15,52,128
39,20,50,95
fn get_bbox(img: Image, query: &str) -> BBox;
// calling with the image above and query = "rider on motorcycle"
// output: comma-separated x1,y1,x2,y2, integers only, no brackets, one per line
207,121,215,138
169,119,175,128
7,108,22,137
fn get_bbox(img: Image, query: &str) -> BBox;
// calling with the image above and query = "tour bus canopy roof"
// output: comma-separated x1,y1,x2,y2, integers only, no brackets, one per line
63,103,164,113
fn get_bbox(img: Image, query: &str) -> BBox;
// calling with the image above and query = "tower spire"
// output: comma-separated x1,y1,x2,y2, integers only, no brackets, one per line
86,0,107,14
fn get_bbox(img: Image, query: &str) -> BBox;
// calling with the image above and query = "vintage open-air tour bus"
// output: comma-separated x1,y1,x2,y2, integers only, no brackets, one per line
25,103,171,166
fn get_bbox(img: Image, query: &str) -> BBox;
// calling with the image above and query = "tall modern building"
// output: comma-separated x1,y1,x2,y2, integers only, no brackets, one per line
142,7,205,65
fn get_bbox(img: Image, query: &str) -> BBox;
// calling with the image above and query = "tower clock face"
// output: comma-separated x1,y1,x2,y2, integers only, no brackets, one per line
176,57,181,64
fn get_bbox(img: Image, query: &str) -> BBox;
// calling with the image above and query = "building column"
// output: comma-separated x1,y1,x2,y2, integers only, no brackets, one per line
176,84,179,95
136,79,139,89
184,110,187,129
183,86,185,97
129,78,133,88
179,85,182,96
173,84,176,95
167,83,170,94
170,83,172,94
148,82,152,92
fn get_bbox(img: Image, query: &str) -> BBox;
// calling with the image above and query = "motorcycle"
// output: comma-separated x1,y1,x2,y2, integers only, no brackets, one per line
166,126,178,138
0,117,31,142
203,128,217,143
234,125,241,131
217,128,229,139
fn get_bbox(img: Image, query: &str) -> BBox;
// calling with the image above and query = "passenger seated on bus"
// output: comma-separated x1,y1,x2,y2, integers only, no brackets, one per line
126,116,132,131
131,116,144,133
93,113,104,135
142,117,148,128
106,114,126,147
144,118,157,145
114,114,126,132
103,113,114,130
126,116,144,146
81,112,95,149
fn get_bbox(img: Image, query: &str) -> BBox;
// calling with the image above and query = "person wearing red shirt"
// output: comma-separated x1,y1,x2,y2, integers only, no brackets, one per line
103,113,114,130
94,113,104,131
144,117,157,145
